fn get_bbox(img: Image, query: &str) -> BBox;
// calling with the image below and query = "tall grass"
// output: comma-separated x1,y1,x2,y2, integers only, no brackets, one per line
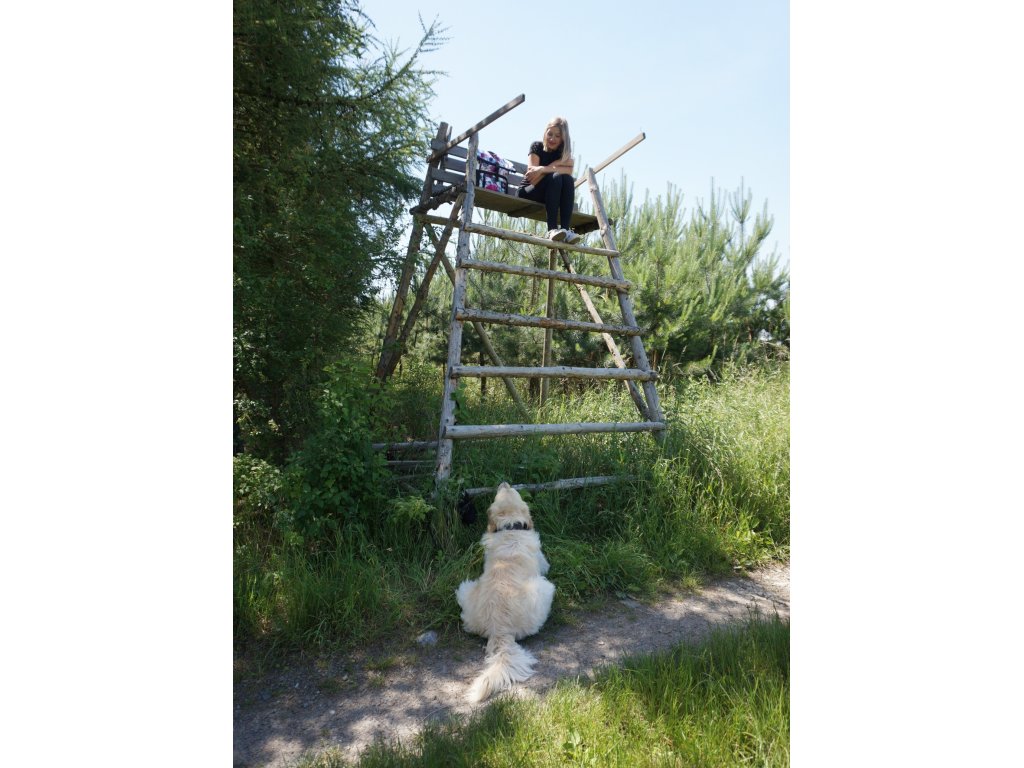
300,616,790,767
233,362,789,656
234,526,480,655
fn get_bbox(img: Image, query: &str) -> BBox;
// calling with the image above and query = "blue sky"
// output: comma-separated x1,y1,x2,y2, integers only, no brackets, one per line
360,0,789,264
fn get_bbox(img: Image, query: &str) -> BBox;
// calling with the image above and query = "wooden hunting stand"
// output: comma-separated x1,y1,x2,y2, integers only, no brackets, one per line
376,94,666,496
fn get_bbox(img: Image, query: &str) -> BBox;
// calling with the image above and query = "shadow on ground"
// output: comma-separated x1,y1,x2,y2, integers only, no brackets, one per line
233,563,789,767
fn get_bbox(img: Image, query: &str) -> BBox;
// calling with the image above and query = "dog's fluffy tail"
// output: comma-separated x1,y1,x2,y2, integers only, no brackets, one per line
467,634,536,703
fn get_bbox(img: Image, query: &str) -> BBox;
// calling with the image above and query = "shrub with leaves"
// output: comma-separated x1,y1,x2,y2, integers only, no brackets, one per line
284,363,390,542
233,454,285,527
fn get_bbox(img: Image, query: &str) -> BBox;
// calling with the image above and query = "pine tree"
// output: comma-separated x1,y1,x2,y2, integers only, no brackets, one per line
234,0,445,458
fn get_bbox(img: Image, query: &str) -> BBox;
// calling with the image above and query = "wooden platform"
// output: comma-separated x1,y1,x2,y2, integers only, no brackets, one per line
412,140,601,235
471,190,601,234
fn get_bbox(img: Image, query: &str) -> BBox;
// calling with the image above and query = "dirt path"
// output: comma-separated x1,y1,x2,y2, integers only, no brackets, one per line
233,562,790,768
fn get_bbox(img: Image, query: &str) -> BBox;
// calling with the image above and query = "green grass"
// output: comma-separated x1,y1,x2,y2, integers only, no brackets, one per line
298,616,790,768
233,362,789,658
234,531,479,656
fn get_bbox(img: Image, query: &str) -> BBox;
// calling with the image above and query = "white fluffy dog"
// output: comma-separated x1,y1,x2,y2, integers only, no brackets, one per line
456,482,556,703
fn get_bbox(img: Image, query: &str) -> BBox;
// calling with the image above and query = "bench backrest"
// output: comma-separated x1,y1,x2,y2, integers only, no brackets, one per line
422,138,600,234
429,144,528,198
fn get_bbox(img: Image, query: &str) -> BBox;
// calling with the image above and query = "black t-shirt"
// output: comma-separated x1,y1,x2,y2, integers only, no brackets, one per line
529,140,564,168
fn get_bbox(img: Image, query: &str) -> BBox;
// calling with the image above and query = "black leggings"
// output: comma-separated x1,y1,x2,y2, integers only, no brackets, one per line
523,173,575,230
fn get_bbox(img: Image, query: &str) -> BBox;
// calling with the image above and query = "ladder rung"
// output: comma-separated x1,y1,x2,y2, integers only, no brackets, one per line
414,217,618,257
452,365,657,381
461,258,630,291
457,308,642,336
463,475,630,497
385,460,435,468
463,222,617,256
445,421,667,440
372,441,438,453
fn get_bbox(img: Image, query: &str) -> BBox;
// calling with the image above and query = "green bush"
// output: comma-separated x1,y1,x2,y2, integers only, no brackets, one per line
233,454,285,526
284,363,390,542
234,362,790,655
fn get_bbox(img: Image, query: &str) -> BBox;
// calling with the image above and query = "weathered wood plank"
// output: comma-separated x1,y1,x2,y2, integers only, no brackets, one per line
466,320,528,414
414,186,462,214
441,156,527,185
392,473,435,482
541,245,555,403
461,257,630,290
422,224,529,415
555,248,652,421
451,365,657,381
574,132,646,189
457,307,642,336
426,94,525,163
587,168,666,436
377,122,449,380
446,421,667,440
438,147,528,173
419,217,613,256
463,475,630,497
429,167,465,187
465,220,615,255
435,143,467,157
372,441,438,452
435,133,480,484
382,197,464,380
418,199,603,233
455,191,602,235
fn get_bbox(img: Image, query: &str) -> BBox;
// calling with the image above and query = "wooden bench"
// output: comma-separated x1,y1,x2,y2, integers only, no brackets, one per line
414,143,602,235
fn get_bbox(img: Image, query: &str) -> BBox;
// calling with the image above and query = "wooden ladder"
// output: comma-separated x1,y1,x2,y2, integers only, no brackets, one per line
434,131,666,490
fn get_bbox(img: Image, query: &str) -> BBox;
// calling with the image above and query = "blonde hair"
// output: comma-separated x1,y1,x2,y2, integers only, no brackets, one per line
542,116,571,162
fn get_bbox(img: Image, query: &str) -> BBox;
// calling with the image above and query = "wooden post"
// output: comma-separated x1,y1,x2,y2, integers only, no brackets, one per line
541,247,556,404
574,132,646,189
426,94,525,163
435,133,480,486
384,196,464,380
556,249,652,420
586,168,665,438
377,122,449,381
376,219,425,380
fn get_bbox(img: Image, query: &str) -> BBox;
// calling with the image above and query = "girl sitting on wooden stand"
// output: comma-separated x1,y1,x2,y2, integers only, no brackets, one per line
519,116,579,243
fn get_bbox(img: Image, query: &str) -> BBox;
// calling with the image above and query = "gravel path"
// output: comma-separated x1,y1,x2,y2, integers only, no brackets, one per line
233,562,790,767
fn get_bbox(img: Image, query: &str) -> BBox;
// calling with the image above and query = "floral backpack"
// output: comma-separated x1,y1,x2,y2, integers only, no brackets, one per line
474,149,514,194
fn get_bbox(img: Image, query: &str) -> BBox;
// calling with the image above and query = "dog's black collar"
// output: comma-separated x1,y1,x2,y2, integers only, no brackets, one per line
497,521,531,532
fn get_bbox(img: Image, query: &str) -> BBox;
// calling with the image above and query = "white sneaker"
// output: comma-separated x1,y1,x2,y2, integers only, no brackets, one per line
563,229,580,244
547,228,567,241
